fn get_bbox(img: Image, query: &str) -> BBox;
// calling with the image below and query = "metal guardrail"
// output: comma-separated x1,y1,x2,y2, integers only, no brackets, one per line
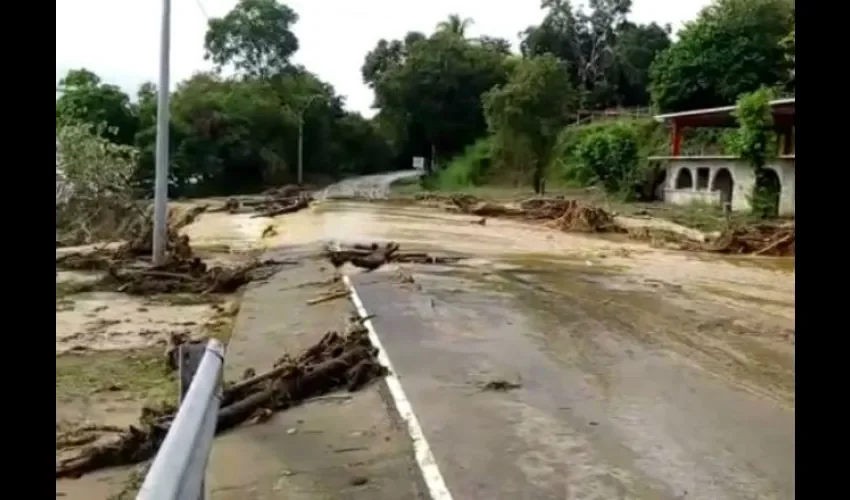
137,339,226,500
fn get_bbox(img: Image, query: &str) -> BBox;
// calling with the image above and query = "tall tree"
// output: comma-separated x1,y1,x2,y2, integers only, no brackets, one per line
204,0,300,78
56,68,139,146
436,14,474,37
521,0,667,109
369,30,509,164
483,54,577,192
649,0,794,111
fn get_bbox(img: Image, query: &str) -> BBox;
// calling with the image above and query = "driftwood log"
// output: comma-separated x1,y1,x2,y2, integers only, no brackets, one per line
56,325,387,479
324,242,462,271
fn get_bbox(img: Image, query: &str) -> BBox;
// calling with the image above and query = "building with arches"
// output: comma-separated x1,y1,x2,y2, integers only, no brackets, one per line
649,97,795,216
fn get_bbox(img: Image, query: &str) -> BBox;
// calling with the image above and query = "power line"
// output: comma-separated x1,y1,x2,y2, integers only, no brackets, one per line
193,0,209,20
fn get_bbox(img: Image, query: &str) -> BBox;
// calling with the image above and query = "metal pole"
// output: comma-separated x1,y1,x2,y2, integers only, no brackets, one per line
295,95,324,186
297,117,304,185
152,0,172,266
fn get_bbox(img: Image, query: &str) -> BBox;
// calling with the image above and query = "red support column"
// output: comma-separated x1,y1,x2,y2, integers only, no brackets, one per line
671,120,682,157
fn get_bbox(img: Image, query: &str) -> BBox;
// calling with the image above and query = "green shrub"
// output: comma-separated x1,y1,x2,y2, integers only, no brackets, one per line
434,137,494,189
573,124,641,195
550,119,666,185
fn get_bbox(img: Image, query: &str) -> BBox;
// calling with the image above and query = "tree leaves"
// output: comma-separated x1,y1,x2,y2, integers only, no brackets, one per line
483,55,577,190
649,0,793,112
204,0,300,78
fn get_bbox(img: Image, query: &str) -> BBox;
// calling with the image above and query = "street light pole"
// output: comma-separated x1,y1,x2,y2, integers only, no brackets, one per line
295,95,324,186
152,0,172,266
297,117,304,185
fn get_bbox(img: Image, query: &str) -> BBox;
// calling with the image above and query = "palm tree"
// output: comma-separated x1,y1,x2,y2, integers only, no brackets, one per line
436,14,474,38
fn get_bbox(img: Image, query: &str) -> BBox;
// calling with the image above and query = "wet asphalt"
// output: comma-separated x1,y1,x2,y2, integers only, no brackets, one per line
351,267,794,500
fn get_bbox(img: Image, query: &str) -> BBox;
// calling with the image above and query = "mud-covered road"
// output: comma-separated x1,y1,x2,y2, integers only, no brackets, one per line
188,170,794,499
248,171,795,500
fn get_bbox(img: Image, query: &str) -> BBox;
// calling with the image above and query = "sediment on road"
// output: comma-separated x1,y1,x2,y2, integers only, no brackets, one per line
349,192,795,257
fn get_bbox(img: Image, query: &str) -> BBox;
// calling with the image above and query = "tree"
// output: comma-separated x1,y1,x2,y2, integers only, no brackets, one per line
368,29,509,166
436,14,474,37
520,0,668,109
56,68,139,145
649,0,794,112
362,39,406,89
780,12,795,91
613,22,671,106
573,124,639,194
476,36,513,55
56,122,139,244
483,54,577,192
204,0,300,78
729,88,778,217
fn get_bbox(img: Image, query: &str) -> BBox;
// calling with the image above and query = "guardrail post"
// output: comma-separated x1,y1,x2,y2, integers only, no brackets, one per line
136,339,225,500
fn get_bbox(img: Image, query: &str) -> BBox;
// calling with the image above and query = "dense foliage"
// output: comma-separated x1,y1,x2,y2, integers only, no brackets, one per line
730,88,780,217
649,0,794,112
56,0,795,203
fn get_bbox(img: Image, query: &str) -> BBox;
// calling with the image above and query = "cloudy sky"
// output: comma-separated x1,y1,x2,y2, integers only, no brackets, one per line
56,0,710,116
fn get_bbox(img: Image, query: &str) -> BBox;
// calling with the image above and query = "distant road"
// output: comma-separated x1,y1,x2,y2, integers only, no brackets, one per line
318,169,422,200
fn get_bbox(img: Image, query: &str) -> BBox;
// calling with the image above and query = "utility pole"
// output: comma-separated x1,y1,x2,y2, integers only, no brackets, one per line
296,94,324,185
152,0,172,266
297,117,304,185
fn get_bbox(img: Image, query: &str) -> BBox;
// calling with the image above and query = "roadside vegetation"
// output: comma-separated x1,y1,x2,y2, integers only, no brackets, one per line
57,0,794,212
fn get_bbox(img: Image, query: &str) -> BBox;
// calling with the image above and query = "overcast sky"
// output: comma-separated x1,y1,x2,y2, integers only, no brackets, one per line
56,0,710,116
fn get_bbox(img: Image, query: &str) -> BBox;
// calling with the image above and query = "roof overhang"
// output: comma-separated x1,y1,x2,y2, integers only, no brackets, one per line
654,98,795,128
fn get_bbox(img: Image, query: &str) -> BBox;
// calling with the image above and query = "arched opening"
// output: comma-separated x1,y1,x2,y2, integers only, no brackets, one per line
753,168,782,217
711,168,734,207
653,168,667,201
674,168,693,189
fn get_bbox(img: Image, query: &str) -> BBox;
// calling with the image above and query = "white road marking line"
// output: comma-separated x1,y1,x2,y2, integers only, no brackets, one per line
342,275,454,500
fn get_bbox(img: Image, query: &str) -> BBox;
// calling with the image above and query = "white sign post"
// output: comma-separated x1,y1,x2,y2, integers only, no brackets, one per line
412,156,425,170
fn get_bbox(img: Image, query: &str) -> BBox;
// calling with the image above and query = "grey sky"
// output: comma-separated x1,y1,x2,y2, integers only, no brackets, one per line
56,0,710,116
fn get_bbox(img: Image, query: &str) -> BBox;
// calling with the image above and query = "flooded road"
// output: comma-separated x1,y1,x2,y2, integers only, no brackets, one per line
247,171,794,499
193,171,793,499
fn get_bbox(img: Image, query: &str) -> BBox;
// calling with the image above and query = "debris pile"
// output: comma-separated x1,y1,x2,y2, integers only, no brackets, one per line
324,242,464,271
211,185,313,218
56,210,286,295
56,318,388,479
701,223,795,256
436,194,794,256
450,195,619,233
544,200,618,232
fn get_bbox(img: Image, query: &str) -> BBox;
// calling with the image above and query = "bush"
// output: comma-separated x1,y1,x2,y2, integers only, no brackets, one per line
550,119,667,187
434,137,494,189
573,124,641,195
57,122,139,244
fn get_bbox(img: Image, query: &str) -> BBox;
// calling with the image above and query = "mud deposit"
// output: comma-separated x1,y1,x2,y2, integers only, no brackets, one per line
56,175,794,499
56,204,267,498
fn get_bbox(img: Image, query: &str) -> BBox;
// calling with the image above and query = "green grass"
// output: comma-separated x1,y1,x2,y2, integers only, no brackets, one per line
611,201,760,233
56,348,177,405
391,173,598,202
